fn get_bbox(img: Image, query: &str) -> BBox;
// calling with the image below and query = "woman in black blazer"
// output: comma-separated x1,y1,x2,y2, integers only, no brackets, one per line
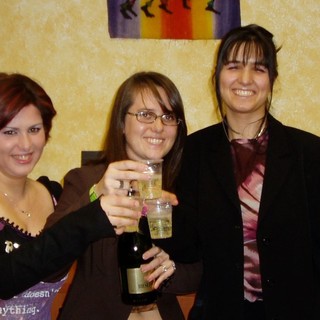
168,24,320,319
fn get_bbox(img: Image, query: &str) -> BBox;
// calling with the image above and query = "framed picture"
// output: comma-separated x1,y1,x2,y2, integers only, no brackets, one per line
107,0,241,39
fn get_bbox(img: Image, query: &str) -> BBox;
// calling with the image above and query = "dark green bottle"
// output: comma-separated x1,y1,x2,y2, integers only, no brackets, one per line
118,212,157,305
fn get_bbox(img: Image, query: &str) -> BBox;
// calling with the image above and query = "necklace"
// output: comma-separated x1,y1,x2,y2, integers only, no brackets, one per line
1,192,32,218
222,115,267,142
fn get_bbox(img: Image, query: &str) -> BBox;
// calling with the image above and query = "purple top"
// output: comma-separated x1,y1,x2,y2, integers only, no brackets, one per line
0,268,66,319
231,131,268,302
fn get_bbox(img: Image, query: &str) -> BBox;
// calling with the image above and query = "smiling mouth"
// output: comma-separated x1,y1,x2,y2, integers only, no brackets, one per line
146,138,163,145
234,89,254,97
13,154,32,161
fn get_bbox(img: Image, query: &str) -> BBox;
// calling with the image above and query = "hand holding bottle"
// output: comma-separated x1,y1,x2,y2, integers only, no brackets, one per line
99,194,141,235
116,162,178,304
140,246,176,289
94,160,151,197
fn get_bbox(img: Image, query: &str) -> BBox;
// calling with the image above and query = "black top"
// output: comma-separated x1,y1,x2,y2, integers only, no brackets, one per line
0,198,115,299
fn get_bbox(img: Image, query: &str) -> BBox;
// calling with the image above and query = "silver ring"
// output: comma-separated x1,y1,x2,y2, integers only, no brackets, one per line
118,180,124,189
161,264,168,273
171,261,176,271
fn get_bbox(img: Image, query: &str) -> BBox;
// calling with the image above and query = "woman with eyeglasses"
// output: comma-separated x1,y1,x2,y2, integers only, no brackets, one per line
46,71,189,319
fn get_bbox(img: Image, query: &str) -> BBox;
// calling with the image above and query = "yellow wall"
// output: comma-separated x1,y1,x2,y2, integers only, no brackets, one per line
0,0,320,182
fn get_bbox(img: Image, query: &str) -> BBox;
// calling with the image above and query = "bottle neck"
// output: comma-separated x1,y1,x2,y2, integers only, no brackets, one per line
137,215,150,238
123,215,148,235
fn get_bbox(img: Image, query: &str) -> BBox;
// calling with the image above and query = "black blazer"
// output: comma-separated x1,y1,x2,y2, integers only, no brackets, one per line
171,115,320,320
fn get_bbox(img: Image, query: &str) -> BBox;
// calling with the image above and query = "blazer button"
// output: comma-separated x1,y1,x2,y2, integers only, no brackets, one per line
266,278,275,287
262,237,271,245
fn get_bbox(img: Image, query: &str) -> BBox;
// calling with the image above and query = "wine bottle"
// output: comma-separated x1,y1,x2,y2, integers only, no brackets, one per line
118,203,157,305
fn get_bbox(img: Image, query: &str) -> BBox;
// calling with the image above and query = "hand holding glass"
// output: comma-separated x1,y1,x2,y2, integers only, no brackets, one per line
138,159,163,200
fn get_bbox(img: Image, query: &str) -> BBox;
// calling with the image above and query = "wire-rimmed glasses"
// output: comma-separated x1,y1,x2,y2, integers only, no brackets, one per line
127,110,181,126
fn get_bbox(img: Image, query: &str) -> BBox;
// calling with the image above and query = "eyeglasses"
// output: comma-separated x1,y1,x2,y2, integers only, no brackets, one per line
126,110,181,126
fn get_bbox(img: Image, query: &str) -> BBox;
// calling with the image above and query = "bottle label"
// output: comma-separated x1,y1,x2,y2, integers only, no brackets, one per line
127,268,153,294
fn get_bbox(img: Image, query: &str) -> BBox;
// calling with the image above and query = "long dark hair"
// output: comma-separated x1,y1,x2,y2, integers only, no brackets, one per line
96,71,187,191
0,73,56,140
213,24,280,117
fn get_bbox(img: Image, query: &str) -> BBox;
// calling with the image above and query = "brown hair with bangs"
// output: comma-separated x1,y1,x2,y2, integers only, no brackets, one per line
95,71,187,191
213,24,281,117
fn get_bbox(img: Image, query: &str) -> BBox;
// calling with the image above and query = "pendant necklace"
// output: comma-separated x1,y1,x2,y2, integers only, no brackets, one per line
222,115,267,142
1,191,32,218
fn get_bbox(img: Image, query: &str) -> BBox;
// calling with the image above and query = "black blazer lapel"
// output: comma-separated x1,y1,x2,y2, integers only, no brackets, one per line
210,125,240,211
259,116,294,223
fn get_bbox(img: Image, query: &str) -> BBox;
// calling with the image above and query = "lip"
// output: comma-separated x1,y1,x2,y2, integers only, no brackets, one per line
12,153,33,164
145,137,164,145
233,89,255,97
